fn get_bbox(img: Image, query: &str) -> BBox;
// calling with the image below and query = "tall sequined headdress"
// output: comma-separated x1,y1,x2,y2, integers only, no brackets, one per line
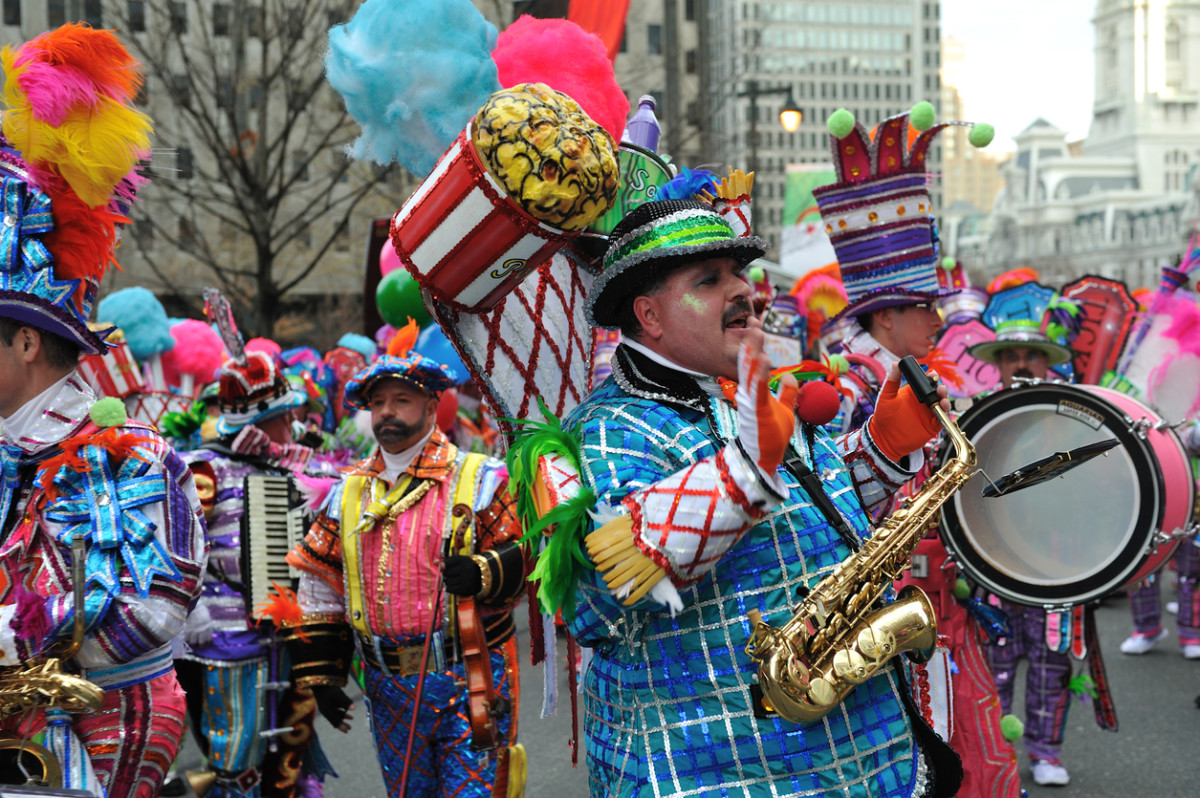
0,24,153,354
813,102,993,321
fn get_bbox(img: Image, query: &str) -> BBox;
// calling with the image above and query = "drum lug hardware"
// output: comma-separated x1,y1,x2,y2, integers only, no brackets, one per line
1130,418,1152,440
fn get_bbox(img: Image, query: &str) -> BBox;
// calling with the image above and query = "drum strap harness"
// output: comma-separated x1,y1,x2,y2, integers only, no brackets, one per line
781,425,863,553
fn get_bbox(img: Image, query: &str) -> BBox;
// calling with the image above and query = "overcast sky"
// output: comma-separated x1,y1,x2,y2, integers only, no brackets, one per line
941,0,1097,150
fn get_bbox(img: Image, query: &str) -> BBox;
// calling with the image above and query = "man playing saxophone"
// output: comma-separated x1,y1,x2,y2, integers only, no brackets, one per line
514,193,958,797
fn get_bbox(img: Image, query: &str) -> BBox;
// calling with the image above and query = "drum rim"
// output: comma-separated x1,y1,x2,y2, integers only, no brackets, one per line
938,383,1163,607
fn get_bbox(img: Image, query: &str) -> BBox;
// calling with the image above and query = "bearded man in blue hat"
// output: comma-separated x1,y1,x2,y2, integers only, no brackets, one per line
285,344,529,798
526,196,962,797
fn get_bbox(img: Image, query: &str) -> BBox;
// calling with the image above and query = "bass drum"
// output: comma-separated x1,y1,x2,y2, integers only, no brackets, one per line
938,382,1193,608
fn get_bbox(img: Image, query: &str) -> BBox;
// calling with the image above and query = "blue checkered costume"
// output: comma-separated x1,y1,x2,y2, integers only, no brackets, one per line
566,346,942,797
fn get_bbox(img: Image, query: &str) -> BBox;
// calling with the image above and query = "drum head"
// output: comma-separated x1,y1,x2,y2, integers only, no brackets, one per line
939,384,1162,607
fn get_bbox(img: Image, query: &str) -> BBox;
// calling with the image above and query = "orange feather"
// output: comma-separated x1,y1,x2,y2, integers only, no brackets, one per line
387,318,420,357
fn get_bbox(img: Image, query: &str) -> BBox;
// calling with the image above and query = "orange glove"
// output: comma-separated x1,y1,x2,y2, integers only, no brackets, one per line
868,367,942,462
735,337,799,474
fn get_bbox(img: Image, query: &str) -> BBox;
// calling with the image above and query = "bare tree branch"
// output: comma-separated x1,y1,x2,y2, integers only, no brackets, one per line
107,0,392,338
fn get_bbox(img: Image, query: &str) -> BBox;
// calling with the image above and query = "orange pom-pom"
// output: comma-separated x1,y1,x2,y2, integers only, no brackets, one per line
254,582,307,640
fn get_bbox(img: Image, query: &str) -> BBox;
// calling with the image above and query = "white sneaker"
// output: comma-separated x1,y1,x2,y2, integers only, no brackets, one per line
1182,643,1200,660
1119,628,1168,654
1166,601,1179,615
1031,759,1070,786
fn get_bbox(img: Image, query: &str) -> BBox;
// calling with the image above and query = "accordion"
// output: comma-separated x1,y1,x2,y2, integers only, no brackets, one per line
240,473,307,617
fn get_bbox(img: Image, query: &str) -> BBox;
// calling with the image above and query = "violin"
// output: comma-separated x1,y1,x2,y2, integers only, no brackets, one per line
450,503,508,752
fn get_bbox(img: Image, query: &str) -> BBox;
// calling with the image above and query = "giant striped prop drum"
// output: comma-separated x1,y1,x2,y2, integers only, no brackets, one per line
389,122,577,313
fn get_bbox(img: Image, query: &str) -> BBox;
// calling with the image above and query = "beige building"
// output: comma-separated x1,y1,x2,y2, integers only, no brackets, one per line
979,0,1200,290
939,36,1002,215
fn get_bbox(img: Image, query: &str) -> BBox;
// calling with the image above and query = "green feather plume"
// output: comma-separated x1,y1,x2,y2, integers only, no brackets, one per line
1067,673,1098,701
504,397,596,621
159,400,208,441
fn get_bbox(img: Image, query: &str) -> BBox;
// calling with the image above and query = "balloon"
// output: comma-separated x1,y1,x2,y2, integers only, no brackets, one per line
379,244,403,277
414,324,468,384
436,389,459,433
376,269,432,328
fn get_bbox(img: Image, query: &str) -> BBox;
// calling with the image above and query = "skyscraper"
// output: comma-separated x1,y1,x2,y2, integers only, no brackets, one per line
698,0,943,250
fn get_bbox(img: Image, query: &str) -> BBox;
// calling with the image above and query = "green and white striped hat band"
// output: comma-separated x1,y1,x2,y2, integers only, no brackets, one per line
587,198,769,330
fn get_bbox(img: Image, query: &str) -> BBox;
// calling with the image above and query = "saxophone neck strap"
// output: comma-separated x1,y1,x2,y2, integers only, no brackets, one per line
781,427,862,551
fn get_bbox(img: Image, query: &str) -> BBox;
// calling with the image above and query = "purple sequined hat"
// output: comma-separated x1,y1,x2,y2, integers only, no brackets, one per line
813,103,994,321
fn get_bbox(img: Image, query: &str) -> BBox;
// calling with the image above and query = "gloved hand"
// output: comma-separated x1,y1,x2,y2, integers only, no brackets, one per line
312,685,354,732
443,555,483,596
735,327,799,476
230,425,270,456
183,603,215,649
867,364,945,462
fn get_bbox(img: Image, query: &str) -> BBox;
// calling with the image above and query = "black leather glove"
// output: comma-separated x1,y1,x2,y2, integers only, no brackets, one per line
311,685,353,729
443,554,483,596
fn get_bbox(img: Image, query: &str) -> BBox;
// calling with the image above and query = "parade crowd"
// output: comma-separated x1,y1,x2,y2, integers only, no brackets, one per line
0,9,1198,798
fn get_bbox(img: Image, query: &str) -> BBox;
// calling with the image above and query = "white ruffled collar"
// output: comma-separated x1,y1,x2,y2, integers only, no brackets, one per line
0,371,95,454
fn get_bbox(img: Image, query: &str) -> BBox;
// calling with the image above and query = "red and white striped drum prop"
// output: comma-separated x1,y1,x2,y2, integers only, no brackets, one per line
938,382,1193,607
79,336,144,398
125,390,192,428
389,120,575,313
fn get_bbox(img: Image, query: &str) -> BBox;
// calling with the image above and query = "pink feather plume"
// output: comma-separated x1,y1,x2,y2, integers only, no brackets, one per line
296,474,338,513
1160,294,1200,358
161,320,228,389
492,15,630,141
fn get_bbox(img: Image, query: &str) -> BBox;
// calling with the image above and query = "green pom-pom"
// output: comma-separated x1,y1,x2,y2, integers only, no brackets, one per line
827,108,856,139
968,123,995,148
826,354,850,375
748,266,766,283
939,256,957,271
909,101,936,131
89,397,127,428
953,578,971,600
1000,714,1024,742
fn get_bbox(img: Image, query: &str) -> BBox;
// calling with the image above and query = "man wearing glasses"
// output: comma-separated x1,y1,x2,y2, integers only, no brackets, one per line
966,297,1081,787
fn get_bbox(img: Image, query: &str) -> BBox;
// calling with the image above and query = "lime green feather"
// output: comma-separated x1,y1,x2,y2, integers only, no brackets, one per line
526,487,597,622
1067,673,1098,701
503,397,596,621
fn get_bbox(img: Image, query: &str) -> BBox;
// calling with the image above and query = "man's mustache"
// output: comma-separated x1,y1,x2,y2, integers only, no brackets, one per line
722,299,753,327
1013,368,1034,379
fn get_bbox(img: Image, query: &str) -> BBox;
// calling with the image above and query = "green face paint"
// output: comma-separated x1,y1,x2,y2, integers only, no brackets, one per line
681,293,707,314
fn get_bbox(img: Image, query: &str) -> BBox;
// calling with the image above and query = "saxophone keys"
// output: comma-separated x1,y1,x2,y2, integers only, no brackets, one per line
808,676,838,707
832,647,870,683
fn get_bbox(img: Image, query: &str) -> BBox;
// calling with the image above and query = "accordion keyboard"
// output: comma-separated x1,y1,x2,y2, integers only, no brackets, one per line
242,474,306,614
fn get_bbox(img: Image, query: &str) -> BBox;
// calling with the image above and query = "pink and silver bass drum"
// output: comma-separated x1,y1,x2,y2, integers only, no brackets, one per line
938,382,1194,608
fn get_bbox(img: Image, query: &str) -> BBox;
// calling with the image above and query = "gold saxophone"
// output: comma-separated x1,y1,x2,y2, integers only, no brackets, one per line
0,538,104,788
745,394,976,724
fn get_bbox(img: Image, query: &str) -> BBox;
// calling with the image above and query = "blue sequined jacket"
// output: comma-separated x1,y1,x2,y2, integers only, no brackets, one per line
566,344,942,798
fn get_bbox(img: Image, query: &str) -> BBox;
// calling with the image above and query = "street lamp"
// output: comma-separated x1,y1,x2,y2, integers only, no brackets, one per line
737,80,802,175
779,89,803,133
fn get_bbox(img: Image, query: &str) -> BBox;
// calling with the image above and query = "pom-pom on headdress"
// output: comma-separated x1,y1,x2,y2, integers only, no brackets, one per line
204,288,302,436
0,24,154,354
814,102,993,321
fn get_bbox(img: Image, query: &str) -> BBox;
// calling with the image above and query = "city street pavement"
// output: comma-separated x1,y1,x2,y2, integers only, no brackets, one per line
177,593,1197,797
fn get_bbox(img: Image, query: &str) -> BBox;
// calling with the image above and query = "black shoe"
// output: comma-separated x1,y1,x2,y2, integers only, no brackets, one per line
161,775,188,797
